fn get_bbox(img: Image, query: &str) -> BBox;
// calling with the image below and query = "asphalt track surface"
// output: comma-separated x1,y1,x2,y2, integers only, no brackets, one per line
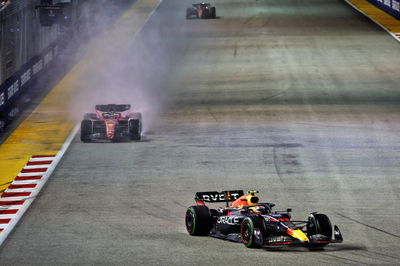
1,0,400,264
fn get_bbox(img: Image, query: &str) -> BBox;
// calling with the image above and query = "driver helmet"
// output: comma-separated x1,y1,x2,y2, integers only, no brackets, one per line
249,205,267,214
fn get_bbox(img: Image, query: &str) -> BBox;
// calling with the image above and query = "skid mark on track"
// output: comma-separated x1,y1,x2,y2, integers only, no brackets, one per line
359,250,400,262
336,213,400,239
272,147,284,184
188,143,303,148
272,145,302,184
320,253,373,266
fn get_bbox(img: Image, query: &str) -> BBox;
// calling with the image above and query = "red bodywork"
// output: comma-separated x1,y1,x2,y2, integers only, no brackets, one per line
196,7,204,17
95,109,130,140
191,3,212,18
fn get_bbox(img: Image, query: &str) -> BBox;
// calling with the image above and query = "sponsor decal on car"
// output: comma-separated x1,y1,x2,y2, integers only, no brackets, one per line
200,192,241,202
217,216,241,225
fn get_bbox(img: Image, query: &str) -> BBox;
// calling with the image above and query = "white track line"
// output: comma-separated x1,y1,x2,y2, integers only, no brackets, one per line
28,157,56,162
23,165,51,169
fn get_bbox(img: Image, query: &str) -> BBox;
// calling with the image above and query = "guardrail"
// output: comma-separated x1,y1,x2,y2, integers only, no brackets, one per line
368,0,400,19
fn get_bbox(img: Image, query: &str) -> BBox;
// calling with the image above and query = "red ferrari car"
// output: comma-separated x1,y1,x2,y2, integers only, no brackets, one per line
186,3,216,19
80,104,142,142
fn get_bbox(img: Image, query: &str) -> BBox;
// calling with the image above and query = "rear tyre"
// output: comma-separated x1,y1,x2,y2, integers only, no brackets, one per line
83,113,97,120
185,206,212,236
129,119,141,141
80,120,93,142
210,7,216,18
186,8,192,19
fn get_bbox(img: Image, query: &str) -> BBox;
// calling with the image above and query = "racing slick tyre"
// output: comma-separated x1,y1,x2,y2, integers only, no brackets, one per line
134,112,142,120
83,113,97,120
129,119,141,141
185,206,212,236
307,213,333,248
80,120,93,142
240,217,265,248
186,8,192,19
210,7,216,18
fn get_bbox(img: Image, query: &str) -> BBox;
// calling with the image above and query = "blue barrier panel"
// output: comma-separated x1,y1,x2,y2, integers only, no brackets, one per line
4,76,20,105
0,41,56,118
368,0,400,19
19,61,34,91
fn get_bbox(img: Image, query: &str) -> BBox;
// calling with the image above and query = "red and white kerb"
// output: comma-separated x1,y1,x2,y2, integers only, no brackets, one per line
0,155,56,236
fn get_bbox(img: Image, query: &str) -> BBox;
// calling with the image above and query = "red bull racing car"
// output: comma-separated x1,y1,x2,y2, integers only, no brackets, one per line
80,104,142,142
186,3,216,19
185,190,343,248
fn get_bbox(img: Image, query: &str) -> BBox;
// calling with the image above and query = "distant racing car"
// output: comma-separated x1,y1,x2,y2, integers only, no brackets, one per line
186,3,216,19
80,104,142,142
185,190,343,248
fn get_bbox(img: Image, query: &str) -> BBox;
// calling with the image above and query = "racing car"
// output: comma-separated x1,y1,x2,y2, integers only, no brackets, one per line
185,190,343,248
80,104,142,142
186,3,216,19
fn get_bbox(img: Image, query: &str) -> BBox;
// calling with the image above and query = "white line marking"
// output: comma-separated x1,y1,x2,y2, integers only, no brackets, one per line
28,157,55,162
0,197,32,202
9,181,40,185
4,189,35,193
0,215,16,219
17,172,46,177
0,206,24,210
23,165,51,169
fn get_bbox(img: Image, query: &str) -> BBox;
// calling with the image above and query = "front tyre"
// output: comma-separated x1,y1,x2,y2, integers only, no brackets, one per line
186,8,192,19
80,120,93,142
210,7,216,18
83,113,97,120
241,218,262,248
307,213,333,248
129,119,141,141
185,206,212,236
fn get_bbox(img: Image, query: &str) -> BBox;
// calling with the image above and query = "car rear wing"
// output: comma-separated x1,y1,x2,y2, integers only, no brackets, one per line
195,190,244,207
95,104,131,112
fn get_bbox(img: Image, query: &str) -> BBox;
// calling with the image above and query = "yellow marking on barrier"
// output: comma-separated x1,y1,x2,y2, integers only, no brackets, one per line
0,0,161,196
346,0,400,33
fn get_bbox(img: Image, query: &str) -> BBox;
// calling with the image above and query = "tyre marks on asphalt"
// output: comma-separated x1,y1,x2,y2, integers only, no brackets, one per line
335,213,400,239
271,144,303,184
